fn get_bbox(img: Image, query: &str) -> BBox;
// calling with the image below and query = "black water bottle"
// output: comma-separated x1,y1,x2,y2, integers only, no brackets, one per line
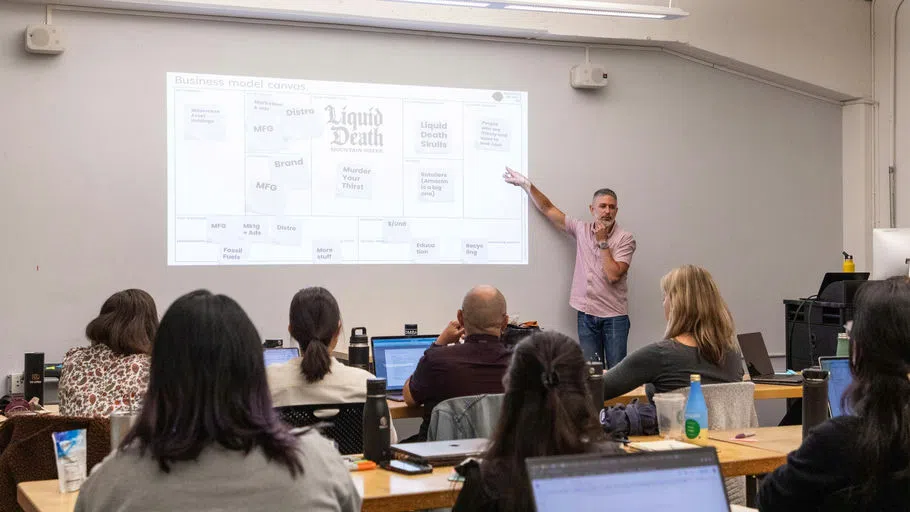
586,361,605,413
348,327,370,371
363,378,391,463
802,368,829,439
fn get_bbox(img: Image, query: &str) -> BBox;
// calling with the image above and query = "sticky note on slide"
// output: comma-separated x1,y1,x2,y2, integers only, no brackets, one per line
272,218,303,247
206,217,240,245
184,105,226,141
476,118,511,152
240,218,269,243
282,104,324,140
462,239,488,263
247,181,287,216
270,156,311,190
412,238,440,262
313,240,342,263
336,164,373,199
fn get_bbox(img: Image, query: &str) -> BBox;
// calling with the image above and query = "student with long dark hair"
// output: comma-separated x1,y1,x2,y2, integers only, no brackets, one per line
452,331,619,512
758,276,910,511
267,286,398,440
75,290,360,511
60,288,159,417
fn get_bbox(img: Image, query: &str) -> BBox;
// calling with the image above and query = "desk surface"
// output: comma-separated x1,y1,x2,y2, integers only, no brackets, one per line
19,431,788,512
710,425,803,455
627,435,789,478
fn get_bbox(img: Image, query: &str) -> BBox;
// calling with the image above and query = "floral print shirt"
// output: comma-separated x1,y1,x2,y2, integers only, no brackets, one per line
58,344,150,417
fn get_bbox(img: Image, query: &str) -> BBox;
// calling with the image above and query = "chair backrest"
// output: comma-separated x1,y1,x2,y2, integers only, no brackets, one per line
275,403,364,455
427,393,504,442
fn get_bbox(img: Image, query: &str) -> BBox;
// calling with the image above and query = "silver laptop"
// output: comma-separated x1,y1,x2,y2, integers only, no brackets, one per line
391,438,487,466
527,447,730,511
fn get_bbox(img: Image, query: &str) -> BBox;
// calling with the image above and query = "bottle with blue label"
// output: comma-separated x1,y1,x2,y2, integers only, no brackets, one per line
684,374,709,444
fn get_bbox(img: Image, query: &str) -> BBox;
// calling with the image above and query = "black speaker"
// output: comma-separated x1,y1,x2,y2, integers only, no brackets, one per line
24,352,45,403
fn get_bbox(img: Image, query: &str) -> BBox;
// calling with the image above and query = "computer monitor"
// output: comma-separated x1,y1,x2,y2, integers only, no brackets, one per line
263,347,300,367
526,448,730,511
872,228,910,279
371,335,437,392
819,356,852,417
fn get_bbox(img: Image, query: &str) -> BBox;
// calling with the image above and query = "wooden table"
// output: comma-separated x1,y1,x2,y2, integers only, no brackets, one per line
710,425,802,455
17,481,77,512
627,435,788,478
17,433,786,512
352,465,461,511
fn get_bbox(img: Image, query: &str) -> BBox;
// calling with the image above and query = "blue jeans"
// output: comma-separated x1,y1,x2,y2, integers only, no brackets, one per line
577,311,630,369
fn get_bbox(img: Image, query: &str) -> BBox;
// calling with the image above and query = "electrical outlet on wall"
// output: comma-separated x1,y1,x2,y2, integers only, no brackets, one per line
8,373,24,395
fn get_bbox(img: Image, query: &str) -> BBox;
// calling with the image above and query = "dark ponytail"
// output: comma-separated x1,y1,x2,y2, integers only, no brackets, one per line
289,287,341,383
481,331,604,511
843,276,910,503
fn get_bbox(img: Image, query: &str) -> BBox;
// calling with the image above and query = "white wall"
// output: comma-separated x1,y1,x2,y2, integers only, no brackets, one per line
0,4,843,400
874,0,910,230
14,0,872,100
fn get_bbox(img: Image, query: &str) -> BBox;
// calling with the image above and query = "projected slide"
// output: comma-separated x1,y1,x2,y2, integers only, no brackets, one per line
166,72,528,265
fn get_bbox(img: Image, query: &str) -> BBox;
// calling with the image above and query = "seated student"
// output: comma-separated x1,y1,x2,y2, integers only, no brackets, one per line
601,264,743,399
267,286,397,441
452,331,620,512
403,285,512,441
59,289,158,417
75,290,360,512
758,276,910,511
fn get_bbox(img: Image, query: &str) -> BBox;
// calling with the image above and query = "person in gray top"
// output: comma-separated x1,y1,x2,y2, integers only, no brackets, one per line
602,265,744,400
76,290,360,512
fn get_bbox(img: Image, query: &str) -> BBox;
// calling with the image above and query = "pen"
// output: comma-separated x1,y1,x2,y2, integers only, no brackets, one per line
735,432,756,439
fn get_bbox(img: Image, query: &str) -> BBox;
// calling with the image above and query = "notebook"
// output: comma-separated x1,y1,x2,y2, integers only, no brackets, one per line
391,438,487,466
737,332,803,385
527,447,730,511
263,347,300,367
371,335,437,401
819,356,852,417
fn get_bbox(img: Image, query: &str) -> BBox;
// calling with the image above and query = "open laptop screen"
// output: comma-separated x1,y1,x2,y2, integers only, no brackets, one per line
264,347,300,367
819,356,852,417
527,448,729,511
371,336,437,392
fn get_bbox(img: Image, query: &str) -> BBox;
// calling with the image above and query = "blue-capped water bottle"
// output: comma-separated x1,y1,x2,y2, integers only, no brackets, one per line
684,374,709,444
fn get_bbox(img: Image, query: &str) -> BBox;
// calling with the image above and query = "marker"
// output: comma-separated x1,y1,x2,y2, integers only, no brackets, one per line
735,432,756,439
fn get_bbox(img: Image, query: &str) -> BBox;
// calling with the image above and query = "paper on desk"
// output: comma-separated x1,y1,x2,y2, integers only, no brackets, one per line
628,440,698,452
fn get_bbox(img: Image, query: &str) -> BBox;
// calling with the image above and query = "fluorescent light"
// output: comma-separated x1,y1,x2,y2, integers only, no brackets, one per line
382,0,688,20
504,4,666,18
393,0,492,7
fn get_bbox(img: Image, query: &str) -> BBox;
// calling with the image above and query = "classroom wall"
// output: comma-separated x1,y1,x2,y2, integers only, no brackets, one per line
874,0,910,230
0,4,842,396
21,0,871,99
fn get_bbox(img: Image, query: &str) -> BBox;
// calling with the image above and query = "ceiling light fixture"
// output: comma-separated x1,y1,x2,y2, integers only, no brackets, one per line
386,0,689,20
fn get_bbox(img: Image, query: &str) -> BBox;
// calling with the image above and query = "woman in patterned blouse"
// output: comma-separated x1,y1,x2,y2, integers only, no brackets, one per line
59,289,159,417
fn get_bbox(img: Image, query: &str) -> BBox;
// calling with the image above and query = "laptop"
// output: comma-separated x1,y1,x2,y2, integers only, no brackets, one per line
263,347,300,367
526,447,730,511
371,335,438,401
737,332,804,385
816,272,870,298
391,438,487,466
819,356,853,417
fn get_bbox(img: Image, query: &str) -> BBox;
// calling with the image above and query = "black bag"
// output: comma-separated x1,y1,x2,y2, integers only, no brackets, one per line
501,323,541,347
599,399,658,437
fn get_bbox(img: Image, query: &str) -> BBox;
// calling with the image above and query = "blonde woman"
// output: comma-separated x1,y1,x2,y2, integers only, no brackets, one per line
601,265,743,400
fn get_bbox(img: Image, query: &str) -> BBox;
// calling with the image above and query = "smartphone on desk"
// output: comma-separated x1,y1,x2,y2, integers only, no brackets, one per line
381,459,433,475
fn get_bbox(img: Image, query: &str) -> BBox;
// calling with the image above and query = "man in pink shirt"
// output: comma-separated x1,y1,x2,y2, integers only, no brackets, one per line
504,167,636,368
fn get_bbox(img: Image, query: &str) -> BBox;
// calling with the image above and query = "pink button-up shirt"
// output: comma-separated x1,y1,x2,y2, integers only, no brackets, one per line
565,217,636,318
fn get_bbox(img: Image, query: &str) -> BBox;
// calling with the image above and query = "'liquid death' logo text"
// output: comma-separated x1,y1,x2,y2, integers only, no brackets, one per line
325,105,384,153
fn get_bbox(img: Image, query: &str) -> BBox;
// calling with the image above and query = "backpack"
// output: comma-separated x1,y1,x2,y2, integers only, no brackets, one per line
599,399,658,437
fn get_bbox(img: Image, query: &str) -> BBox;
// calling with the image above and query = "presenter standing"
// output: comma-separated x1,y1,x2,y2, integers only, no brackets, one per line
503,167,636,368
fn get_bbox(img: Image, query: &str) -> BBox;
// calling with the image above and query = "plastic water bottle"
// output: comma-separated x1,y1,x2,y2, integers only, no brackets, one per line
836,332,850,357
684,374,709,444
802,368,829,439
363,378,391,463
